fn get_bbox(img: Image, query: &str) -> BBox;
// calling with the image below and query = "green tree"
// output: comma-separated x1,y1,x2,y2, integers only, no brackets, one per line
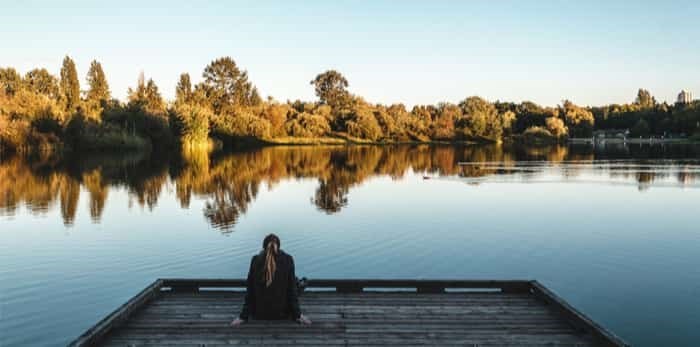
200,57,259,114
172,103,211,146
85,60,110,104
310,70,350,109
24,68,58,98
59,56,80,113
512,101,550,133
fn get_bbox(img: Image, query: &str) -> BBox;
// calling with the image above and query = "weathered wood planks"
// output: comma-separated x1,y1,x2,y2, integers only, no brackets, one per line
68,279,629,347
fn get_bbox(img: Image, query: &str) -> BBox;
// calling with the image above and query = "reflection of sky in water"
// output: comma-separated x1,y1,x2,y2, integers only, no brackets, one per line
1,145,700,347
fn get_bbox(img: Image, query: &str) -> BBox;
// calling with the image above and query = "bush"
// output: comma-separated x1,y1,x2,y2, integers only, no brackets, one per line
284,112,330,138
172,103,211,146
79,128,150,151
545,117,568,139
0,89,64,124
0,116,30,151
103,103,174,148
346,107,382,141
212,109,271,139
0,116,62,153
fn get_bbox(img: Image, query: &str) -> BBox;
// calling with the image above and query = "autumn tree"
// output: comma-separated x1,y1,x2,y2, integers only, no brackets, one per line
0,67,23,96
432,103,459,140
500,110,516,136
211,109,271,139
24,68,58,98
560,100,594,137
59,56,80,113
260,102,291,137
310,70,350,109
391,104,427,141
346,101,382,141
512,101,551,133
285,112,330,138
86,60,110,104
373,106,399,139
545,116,568,139
457,96,502,141
635,89,655,109
128,72,166,116
82,60,111,120
175,73,193,104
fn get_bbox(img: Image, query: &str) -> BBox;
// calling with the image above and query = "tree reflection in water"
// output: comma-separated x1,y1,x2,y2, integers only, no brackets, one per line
1,144,699,232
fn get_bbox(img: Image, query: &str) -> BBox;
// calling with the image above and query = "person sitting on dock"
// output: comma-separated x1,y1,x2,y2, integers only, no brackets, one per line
230,233,312,326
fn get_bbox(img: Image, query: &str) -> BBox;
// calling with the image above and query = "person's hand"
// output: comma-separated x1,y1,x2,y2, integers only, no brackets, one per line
230,318,245,327
297,314,312,325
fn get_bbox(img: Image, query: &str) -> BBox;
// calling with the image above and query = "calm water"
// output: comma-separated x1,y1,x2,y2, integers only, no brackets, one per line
1,144,700,347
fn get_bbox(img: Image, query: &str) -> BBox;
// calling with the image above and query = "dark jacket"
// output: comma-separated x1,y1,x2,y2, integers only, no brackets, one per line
239,250,301,320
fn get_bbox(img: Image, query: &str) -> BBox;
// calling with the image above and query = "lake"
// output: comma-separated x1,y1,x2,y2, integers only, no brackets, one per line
1,143,699,347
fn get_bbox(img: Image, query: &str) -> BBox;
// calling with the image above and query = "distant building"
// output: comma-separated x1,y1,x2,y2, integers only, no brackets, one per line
677,90,693,104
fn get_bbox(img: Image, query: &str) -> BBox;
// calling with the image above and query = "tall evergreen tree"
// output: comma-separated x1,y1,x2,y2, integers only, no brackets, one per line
128,72,165,115
129,71,147,101
145,79,165,112
59,56,80,112
86,60,110,103
175,73,192,104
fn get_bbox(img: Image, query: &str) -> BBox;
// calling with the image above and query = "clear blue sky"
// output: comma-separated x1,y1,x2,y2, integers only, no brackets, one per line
2,0,698,106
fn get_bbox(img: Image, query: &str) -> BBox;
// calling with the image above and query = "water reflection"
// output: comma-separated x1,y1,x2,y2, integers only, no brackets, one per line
1,144,699,231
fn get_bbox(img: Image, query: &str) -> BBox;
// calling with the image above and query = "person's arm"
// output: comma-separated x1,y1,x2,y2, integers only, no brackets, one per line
239,256,256,320
287,256,302,320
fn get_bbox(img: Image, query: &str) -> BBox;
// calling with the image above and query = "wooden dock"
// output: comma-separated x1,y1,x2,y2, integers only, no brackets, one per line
69,279,628,347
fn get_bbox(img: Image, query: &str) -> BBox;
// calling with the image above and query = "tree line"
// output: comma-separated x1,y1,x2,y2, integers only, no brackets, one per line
2,56,699,153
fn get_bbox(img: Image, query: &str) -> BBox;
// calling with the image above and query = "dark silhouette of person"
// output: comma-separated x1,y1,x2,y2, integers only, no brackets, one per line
230,234,311,326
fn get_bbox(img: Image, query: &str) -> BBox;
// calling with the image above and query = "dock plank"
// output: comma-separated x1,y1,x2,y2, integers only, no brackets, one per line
100,291,594,346
69,279,627,347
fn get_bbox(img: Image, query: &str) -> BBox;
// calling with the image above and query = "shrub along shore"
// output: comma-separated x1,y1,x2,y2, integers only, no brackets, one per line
2,56,699,155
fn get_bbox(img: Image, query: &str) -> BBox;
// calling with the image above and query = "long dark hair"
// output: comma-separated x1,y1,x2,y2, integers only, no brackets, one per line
262,234,280,287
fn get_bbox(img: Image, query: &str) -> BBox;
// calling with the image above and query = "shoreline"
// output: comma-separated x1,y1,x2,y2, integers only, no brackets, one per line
4,136,700,157
569,138,699,145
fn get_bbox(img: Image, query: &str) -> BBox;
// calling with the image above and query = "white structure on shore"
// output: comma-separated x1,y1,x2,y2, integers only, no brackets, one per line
677,90,693,104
